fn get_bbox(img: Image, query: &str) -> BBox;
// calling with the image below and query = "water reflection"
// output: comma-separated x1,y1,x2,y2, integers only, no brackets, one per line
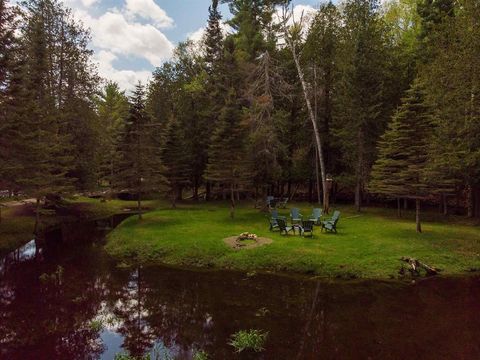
0,218,480,359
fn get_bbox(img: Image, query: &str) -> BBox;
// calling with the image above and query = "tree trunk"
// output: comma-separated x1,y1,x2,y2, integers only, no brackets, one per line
467,184,474,218
230,183,235,219
355,129,364,213
206,182,211,201
474,185,480,218
34,197,41,235
397,198,401,218
137,192,142,220
286,30,328,212
193,177,199,202
416,198,422,233
308,179,313,203
315,148,322,205
171,187,177,209
442,194,448,216
404,198,408,210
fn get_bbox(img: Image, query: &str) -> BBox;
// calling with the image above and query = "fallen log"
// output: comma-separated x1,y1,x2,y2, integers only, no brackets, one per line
400,257,438,276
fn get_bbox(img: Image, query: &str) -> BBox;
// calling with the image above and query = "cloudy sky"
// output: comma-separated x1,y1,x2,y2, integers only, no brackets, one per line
62,0,319,91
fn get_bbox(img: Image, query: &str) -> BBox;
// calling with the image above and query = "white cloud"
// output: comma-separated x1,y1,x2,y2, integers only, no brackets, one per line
81,0,99,7
125,0,174,28
274,4,316,29
88,11,174,67
96,50,152,91
71,7,174,91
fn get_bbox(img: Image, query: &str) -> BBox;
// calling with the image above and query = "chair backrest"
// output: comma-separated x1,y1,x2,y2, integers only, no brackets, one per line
302,220,314,231
312,208,322,218
271,209,279,219
291,208,300,218
277,218,287,230
332,211,340,223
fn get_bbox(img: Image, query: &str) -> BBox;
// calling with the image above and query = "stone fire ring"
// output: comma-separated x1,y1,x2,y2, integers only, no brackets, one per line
223,236,273,250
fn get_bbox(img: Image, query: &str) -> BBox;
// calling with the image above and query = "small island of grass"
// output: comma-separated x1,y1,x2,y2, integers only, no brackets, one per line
106,202,480,279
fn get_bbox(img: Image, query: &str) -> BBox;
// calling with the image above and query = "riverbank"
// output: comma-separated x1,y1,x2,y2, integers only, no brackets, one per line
106,202,480,279
0,197,162,254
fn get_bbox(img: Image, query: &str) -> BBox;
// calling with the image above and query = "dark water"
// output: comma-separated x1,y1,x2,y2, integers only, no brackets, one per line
1,217,480,360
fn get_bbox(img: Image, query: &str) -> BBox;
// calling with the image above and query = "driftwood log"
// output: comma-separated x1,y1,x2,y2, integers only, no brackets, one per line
400,257,438,276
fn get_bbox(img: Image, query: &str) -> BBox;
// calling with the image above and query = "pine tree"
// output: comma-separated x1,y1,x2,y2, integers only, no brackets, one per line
335,0,393,212
15,0,75,233
161,116,191,208
96,82,129,191
115,83,167,220
0,0,21,194
206,87,251,218
204,0,224,74
370,81,434,232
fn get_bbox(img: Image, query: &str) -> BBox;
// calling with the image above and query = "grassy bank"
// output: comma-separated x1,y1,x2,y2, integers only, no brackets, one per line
106,202,480,279
0,197,162,254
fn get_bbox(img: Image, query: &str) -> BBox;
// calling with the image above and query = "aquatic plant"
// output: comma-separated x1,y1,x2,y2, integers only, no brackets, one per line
229,329,268,353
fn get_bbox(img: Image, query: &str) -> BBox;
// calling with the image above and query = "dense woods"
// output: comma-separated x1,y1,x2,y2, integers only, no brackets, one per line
1,0,479,228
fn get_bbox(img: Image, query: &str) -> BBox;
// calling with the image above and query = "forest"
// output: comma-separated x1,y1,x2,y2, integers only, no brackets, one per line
1,0,479,231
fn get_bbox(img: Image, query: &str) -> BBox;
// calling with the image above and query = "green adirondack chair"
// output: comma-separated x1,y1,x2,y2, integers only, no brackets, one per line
309,208,323,225
301,220,315,237
277,218,295,236
321,211,340,233
290,208,303,224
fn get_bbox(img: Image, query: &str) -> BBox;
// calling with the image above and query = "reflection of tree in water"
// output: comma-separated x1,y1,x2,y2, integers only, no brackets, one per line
0,253,107,359
108,268,157,357
117,268,318,359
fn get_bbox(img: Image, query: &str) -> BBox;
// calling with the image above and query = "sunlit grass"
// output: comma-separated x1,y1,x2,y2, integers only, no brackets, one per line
106,201,480,278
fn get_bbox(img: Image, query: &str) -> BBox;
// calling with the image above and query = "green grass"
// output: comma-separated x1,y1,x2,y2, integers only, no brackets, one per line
106,202,480,279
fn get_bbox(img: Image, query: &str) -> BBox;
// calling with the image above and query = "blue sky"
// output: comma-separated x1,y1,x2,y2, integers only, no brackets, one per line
64,0,320,90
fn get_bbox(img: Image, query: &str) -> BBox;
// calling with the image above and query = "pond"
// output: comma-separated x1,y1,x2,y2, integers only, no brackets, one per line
1,216,479,359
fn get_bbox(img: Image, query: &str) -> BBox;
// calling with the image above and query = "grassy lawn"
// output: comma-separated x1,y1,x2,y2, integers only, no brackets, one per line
106,202,480,279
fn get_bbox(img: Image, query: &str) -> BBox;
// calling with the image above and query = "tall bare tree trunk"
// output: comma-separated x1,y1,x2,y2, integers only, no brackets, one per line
286,36,328,211
397,198,401,218
416,198,422,233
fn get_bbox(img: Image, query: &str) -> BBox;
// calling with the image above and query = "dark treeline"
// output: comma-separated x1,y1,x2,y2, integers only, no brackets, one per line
0,0,479,227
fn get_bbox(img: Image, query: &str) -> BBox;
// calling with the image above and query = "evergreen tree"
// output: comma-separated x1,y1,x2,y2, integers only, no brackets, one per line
15,0,74,232
204,0,224,74
370,81,434,232
96,82,129,190
161,116,191,208
0,0,21,194
335,0,393,212
115,83,167,219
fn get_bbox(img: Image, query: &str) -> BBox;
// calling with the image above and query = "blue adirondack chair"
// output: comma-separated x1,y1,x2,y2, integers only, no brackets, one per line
277,218,294,236
321,211,341,233
290,208,303,224
301,220,315,237
309,208,323,225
